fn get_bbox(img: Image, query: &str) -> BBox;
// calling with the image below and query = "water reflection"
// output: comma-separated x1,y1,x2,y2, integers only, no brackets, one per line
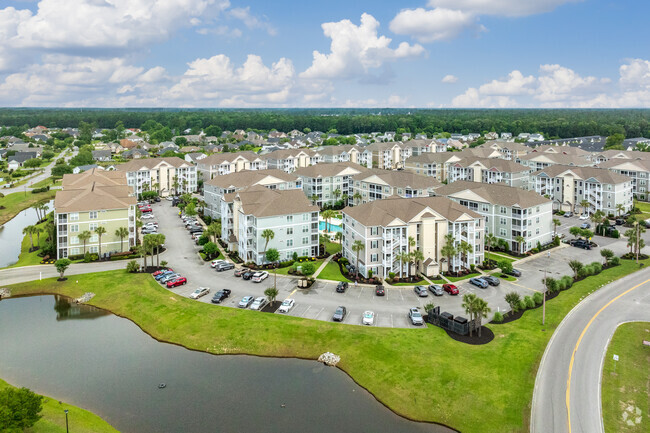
53,295,110,321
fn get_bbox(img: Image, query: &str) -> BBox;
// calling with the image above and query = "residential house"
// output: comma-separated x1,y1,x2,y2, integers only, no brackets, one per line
116,157,197,196
342,196,484,278
204,169,301,220
196,151,267,180
91,150,112,162
122,148,149,159
54,169,136,259
8,151,39,166
434,181,553,253
530,165,633,216
184,152,207,164
351,169,441,205
295,162,369,208
220,185,320,263
316,145,372,168
72,164,102,174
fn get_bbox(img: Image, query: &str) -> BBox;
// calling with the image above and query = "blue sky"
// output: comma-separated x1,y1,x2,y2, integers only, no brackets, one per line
0,0,648,107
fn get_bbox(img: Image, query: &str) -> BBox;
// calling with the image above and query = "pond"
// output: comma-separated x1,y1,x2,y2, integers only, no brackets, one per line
0,199,53,268
0,295,452,433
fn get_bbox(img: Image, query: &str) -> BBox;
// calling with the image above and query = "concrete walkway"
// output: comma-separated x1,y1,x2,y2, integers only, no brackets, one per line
311,255,333,279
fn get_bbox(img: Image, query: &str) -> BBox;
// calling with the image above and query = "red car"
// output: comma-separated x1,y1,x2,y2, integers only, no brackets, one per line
166,277,187,288
442,284,459,295
152,268,172,277
140,207,152,213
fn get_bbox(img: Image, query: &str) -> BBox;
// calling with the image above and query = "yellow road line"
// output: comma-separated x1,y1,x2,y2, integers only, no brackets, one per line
287,288,298,298
508,281,541,293
565,277,650,433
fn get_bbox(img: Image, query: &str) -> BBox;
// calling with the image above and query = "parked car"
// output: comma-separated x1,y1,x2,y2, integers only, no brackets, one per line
336,281,348,293
189,286,209,298
191,232,203,240
362,310,375,326
580,222,591,229
252,271,269,283
579,213,590,220
615,218,624,225
234,268,247,277
152,268,172,277
250,297,268,311
428,284,444,296
408,307,424,326
140,207,152,213
160,273,180,284
242,270,255,280
188,228,203,234
564,211,573,218
375,285,385,296
155,271,175,281
414,285,429,297
481,275,500,286
570,239,592,250
141,213,155,220
167,277,188,288
509,269,522,277
141,228,157,235
332,306,347,322
442,284,459,295
238,296,255,308
215,262,235,272
469,277,488,288
211,289,232,304
278,299,295,313
211,259,227,268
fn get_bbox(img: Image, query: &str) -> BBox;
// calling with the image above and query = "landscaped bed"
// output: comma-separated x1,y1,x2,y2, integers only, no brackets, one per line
7,256,650,432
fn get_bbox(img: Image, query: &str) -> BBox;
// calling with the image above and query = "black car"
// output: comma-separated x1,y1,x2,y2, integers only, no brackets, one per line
332,306,347,322
375,285,385,296
615,218,624,225
211,289,232,304
242,270,256,280
481,275,500,286
154,197,161,202
336,281,348,293
571,239,592,250
215,262,235,272
509,269,522,277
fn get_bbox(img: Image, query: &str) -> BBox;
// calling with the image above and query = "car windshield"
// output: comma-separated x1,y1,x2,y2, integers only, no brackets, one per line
412,311,421,318
335,308,343,314
364,312,373,318
282,300,291,306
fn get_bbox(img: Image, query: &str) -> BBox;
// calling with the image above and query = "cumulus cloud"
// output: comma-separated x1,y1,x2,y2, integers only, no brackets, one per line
389,8,482,43
427,0,582,17
229,6,276,36
441,74,458,83
478,70,536,95
300,13,424,80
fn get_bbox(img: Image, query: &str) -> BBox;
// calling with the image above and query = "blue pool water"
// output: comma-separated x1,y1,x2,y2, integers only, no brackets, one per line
319,221,342,232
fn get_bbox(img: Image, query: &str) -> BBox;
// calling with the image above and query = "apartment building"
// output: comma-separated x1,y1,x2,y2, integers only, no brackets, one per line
317,145,373,168
516,152,591,171
117,157,197,196
203,169,302,220
404,139,447,156
262,149,319,173
196,151,267,180
596,156,650,202
530,165,633,216
366,141,412,169
447,157,530,189
220,185,319,263
55,169,136,259
351,170,441,205
435,181,552,253
404,152,463,181
342,196,484,278
479,141,530,160
294,162,368,208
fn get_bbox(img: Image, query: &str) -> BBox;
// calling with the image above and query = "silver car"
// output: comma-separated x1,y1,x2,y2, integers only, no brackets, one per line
414,285,429,297
238,296,255,308
428,285,444,296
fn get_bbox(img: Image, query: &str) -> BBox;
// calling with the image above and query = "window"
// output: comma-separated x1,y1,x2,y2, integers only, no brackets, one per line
536,206,540,212
371,254,378,262
536,228,540,235
302,237,309,245
371,240,379,249
70,236,79,245
69,224,79,232
303,214,309,221
500,217,507,225
90,246,98,253
89,223,98,231
89,211,98,219
302,225,309,233
69,212,79,221
287,228,293,235
91,235,98,243
70,248,80,255
287,240,293,247
500,206,507,214
499,228,506,236
287,215,293,223
536,217,540,223
482,204,489,212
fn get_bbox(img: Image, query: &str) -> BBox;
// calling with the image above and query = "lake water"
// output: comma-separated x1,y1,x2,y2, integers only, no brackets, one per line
0,199,54,268
0,296,452,433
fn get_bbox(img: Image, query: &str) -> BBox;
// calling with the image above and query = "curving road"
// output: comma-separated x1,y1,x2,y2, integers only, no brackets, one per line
531,266,650,433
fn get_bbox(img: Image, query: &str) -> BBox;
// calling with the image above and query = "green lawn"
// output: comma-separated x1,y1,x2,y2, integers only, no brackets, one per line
601,322,650,433
490,270,517,281
0,190,56,226
6,258,650,433
634,200,650,220
0,378,117,433
486,251,517,264
9,220,50,268
316,260,350,282
325,241,341,255
446,271,481,282
31,176,59,189
392,280,427,286
275,259,325,275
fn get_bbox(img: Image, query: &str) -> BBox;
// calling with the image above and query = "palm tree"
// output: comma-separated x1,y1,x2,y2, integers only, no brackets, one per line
143,235,157,270
78,230,92,254
334,231,342,243
473,297,491,338
265,248,280,290
600,248,614,266
341,193,349,206
261,229,275,261
412,249,424,276
154,234,165,267
514,235,526,254
441,233,457,275
332,188,341,202
205,222,221,243
616,203,624,217
497,237,509,252
322,209,336,233
310,194,319,206
579,199,590,216
396,250,410,279
552,218,561,237
351,240,365,281
458,240,473,271
485,232,497,259
590,210,605,235
568,259,583,280
115,227,129,252
172,176,179,195
264,287,279,305
462,293,478,337
23,225,35,250
353,191,362,205
33,225,43,248
135,220,143,244
94,226,107,259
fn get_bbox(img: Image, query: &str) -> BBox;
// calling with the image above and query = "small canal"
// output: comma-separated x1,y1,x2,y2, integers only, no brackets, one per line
0,199,53,268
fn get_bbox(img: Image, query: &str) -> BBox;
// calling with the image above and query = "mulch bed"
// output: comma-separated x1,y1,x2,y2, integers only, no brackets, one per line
492,290,561,325
261,300,282,313
444,327,494,345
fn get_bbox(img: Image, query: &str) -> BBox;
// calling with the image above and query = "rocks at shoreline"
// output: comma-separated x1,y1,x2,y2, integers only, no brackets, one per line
75,292,95,303
318,352,340,366
0,288,10,299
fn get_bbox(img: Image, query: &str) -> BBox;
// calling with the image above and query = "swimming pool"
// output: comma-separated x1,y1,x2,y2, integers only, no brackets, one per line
319,221,342,232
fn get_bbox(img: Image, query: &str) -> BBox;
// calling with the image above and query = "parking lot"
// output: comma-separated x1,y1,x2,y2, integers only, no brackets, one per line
144,201,650,328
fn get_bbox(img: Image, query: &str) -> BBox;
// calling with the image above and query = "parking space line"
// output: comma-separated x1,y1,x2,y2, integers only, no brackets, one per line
300,305,311,317
509,281,541,293
390,314,394,328
357,287,364,298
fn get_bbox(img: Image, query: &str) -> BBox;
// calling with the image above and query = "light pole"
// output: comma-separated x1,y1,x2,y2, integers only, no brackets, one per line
64,409,69,433
543,251,550,326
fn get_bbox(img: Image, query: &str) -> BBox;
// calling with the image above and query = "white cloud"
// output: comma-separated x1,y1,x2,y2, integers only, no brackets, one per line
451,87,517,108
441,74,458,83
619,58,650,90
300,13,424,80
229,6,276,36
389,8,482,43
427,0,582,17
478,70,536,95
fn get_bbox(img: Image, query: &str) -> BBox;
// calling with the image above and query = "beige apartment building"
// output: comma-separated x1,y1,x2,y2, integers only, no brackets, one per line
366,141,412,169
196,151,267,180
117,156,197,196
351,169,441,204
55,169,136,259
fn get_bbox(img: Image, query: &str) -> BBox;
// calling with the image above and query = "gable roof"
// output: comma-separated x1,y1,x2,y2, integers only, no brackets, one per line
531,164,632,184
435,180,550,208
198,151,261,166
352,169,441,189
294,161,369,178
206,169,297,188
225,185,317,218
115,157,192,172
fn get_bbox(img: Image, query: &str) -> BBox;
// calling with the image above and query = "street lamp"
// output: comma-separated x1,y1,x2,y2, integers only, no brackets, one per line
64,409,69,433
543,251,550,326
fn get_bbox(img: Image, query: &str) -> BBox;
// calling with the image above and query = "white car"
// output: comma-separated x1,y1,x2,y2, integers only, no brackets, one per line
362,310,375,326
211,259,227,268
579,214,590,220
189,287,210,299
252,271,269,283
166,196,174,201
141,214,155,219
278,299,295,313
250,296,268,311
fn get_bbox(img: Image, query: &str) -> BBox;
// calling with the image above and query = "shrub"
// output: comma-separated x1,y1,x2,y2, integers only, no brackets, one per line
492,312,504,323
610,256,620,266
126,260,140,273
160,261,168,267
556,279,566,291
553,236,561,246
499,260,513,274
388,272,396,280
504,291,521,312
83,252,92,263
518,300,527,312
533,292,544,305
531,248,539,254
470,263,476,272
561,275,573,289
524,296,535,309
590,262,602,274
197,235,209,246
577,267,589,279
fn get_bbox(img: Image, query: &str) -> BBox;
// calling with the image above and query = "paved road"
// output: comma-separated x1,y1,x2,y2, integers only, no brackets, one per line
1,149,73,194
531,266,650,433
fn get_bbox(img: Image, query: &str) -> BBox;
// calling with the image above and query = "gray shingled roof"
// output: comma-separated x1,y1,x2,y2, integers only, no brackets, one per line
226,185,318,218
294,161,369,178
531,164,633,185
206,169,297,188
352,169,441,189
435,180,550,208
